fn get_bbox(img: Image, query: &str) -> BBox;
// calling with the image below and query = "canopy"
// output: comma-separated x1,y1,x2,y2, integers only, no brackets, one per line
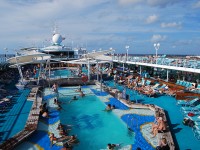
61,49,114,64
7,50,51,68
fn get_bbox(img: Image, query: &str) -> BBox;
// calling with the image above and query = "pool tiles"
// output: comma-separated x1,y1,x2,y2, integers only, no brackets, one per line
140,123,158,147
93,88,158,149
88,86,114,101
38,94,64,147
14,141,41,150
15,93,63,150
112,109,155,118
114,109,158,148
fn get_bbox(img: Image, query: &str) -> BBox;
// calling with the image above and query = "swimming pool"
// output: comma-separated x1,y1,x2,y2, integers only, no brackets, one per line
58,87,134,149
104,80,200,150
15,85,157,150
50,67,88,79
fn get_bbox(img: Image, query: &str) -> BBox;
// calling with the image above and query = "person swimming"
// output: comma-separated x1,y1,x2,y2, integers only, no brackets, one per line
72,96,78,100
75,85,82,92
105,104,112,111
107,143,121,150
80,91,85,97
69,96,78,103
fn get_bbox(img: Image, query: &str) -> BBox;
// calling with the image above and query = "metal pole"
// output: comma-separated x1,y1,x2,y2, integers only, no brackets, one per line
18,65,24,82
97,61,99,81
101,70,102,93
166,69,169,82
37,63,42,85
48,60,51,79
154,43,160,64
48,60,51,88
125,45,129,62
15,56,24,83
88,59,90,81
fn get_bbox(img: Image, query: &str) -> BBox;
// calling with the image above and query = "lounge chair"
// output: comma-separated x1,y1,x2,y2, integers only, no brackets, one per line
177,97,199,106
181,103,200,113
145,80,151,86
188,115,200,122
155,84,166,90
193,84,200,94
192,125,200,140
176,80,181,85
151,83,160,89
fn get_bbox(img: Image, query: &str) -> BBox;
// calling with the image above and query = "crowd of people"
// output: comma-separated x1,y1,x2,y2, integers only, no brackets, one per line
49,123,79,149
41,69,172,149
112,69,178,98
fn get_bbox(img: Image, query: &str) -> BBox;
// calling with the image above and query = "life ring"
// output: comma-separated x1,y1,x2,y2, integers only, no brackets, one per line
82,75,88,82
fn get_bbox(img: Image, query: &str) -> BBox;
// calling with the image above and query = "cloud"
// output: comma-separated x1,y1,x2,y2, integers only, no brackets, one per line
151,34,166,42
161,22,182,28
118,0,142,5
193,1,200,8
175,40,193,45
147,0,182,7
118,0,182,7
146,14,158,24
0,0,199,55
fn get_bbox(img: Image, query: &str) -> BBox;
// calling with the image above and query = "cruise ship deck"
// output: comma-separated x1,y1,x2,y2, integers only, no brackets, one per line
0,51,200,150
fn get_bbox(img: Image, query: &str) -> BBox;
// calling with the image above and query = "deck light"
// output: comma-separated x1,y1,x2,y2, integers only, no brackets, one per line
125,45,129,61
154,43,160,64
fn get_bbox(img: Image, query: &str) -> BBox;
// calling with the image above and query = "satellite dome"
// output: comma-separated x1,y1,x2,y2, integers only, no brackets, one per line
52,34,62,45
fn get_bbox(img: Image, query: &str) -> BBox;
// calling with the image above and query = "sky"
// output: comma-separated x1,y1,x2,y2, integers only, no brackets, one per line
0,0,200,55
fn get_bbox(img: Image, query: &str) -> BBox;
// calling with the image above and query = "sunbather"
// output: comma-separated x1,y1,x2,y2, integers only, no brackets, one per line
156,137,170,150
151,117,166,138
67,135,79,146
49,133,57,147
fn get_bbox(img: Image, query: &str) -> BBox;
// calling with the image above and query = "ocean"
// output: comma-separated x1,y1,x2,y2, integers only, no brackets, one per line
0,54,14,63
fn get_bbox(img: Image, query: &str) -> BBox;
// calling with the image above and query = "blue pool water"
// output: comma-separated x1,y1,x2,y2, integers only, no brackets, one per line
52,69,72,78
105,80,200,150
14,86,156,150
51,67,88,78
58,89,134,150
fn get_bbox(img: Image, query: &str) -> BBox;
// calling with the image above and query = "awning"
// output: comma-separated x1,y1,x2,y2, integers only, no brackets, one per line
61,49,114,65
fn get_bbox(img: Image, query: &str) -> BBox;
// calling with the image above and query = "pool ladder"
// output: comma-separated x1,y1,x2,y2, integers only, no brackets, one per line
127,114,139,131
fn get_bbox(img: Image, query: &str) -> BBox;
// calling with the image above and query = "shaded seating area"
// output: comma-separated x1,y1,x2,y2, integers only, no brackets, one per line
0,87,42,150
0,89,30,144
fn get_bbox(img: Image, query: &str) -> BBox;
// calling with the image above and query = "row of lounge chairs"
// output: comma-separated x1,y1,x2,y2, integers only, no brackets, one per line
177,97,200,140
176,80,194,88
134,79,176,97
0,88,41,150
176,80,200,94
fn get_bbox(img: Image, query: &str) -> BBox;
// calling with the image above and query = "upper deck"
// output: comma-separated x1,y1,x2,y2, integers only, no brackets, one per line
112,55,200,74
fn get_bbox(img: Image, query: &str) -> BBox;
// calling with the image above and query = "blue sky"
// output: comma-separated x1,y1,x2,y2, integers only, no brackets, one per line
0,0,200,55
